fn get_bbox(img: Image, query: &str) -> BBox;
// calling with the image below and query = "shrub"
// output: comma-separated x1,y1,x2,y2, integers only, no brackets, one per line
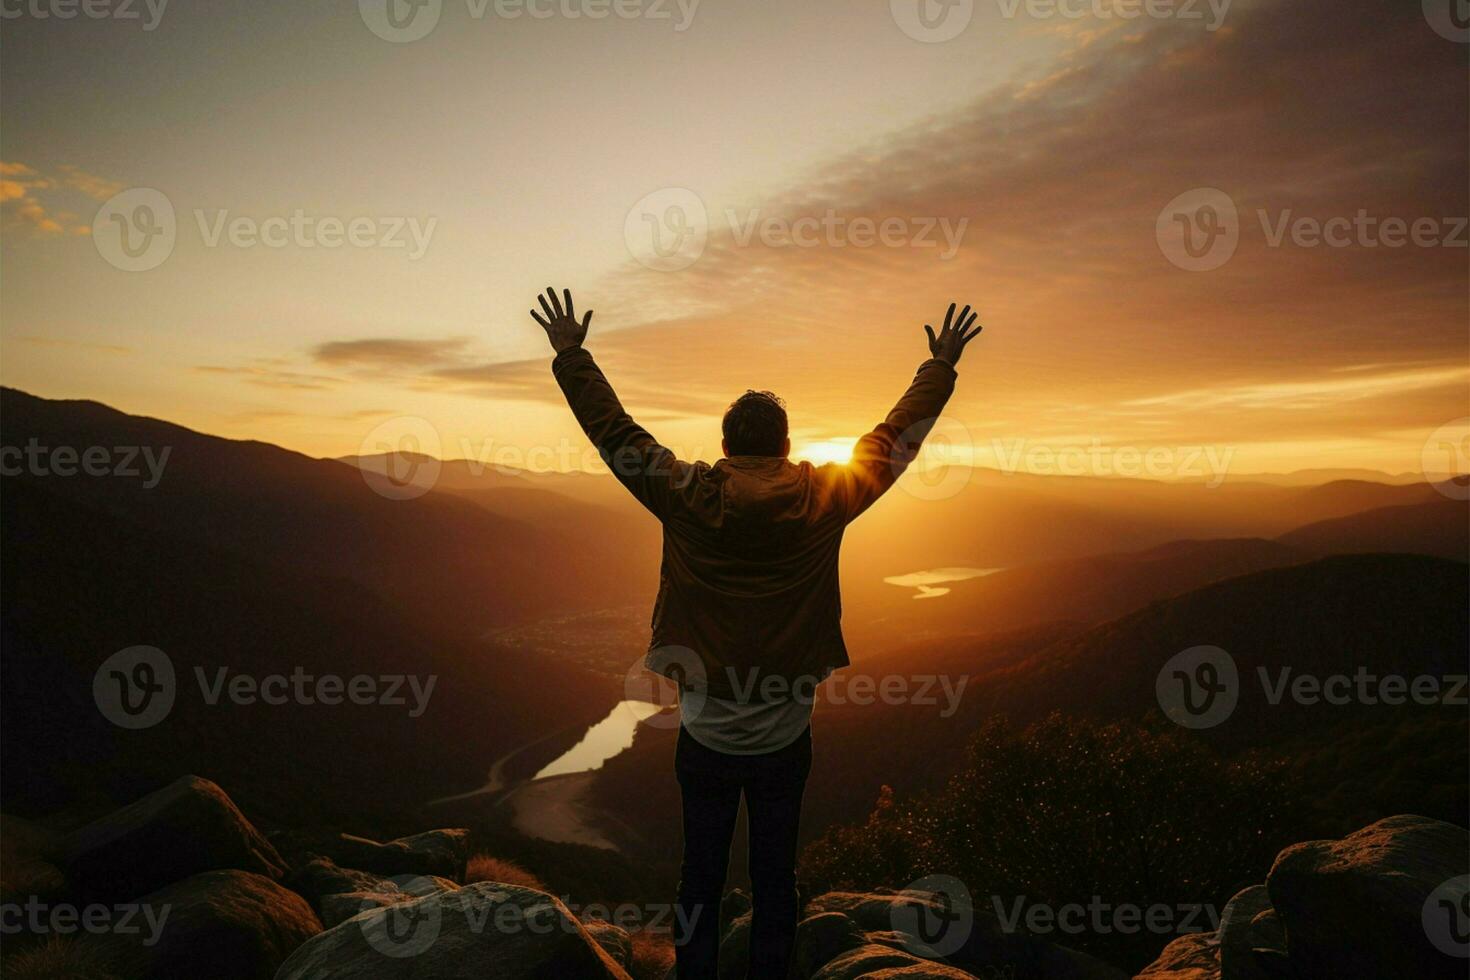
464,853,548,892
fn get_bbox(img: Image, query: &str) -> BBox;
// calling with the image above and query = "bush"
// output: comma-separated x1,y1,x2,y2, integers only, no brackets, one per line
464,853,548,892
801,714,1295,970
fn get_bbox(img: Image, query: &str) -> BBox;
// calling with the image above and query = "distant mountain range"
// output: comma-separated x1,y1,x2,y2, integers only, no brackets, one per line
3,387,1464,845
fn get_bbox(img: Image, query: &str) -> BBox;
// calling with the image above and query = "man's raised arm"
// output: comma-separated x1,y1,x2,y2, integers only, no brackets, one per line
532,287,692,518
840,302,983,521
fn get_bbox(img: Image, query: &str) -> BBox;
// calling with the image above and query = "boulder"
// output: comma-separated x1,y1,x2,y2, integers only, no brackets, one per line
1267,813,1468,979
51,776,287,903
1217,885,1272,980
717,911,751,980
810,943,978,979
317,874,460,929
1135,932,1219,979
311,828,470,882
83,869,321,980
274,882,632,979
582,918,634,968
793,911,867,977
286,857,392,918
808,891,1126,980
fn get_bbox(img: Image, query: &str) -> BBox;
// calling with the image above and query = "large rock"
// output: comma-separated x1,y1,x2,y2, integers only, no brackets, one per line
808,891,1126,980
1267,813,1468,979
810,943,979,979
317,874,460,929
1135,932,1219,979
310,828,470,882
1217,885,1273,980
51,776,287,903
84,870,321,980
793,911,868,977
274,882,632,979
582,918,634,969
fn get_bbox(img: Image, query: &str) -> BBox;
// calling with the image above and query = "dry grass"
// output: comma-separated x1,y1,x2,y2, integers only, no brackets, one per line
463,853,548,892
628,929,675,980
1,936,121,980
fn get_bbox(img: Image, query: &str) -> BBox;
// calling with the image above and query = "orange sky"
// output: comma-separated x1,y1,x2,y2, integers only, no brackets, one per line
2,0,1466,478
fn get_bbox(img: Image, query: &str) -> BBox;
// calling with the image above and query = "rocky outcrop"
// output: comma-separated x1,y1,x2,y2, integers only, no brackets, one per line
1134,814,1470,980
1267,814,1467,979
274,882,632,979
306,828,470,882
82,870,321,980
50,776,287,903
807,890,1126,980
582,917,635,969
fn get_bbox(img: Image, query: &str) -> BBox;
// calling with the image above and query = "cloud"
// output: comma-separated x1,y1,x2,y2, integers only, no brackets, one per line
195,362,342,391
313,337,471,368
0,160,108,235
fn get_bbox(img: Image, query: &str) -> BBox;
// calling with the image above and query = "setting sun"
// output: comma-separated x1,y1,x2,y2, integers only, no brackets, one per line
794,438,858,466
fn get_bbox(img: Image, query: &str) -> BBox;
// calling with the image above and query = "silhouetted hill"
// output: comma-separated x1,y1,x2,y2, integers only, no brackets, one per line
0,477,616,829
1277,497,1468,560
2,388,651,634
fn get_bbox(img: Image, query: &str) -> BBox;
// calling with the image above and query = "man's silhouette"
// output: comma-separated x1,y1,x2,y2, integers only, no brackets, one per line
532,288,981,979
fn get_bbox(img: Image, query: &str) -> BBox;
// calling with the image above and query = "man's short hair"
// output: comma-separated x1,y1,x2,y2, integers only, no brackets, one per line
723,390,788,457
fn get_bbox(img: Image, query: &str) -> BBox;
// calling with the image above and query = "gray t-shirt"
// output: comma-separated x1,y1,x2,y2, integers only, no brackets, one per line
678,672,827,755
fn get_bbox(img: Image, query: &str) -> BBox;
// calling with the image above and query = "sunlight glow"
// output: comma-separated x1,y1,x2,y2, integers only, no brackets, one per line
795,438,858,466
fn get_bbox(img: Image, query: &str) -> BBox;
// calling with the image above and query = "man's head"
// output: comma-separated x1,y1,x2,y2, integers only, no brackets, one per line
722,390,790,458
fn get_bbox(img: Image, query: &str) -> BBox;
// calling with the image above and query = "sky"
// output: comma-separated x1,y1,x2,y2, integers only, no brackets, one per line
2,0,1467,479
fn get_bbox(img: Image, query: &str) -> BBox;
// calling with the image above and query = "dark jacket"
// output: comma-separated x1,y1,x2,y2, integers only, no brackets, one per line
552,347,957,700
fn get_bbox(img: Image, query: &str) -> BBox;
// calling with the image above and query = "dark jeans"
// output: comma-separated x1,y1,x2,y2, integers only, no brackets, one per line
674,725,812,980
